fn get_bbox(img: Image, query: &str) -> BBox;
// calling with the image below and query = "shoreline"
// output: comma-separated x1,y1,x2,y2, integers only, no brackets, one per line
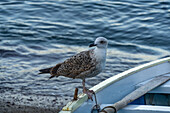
0,92,71,113
0,101,59,113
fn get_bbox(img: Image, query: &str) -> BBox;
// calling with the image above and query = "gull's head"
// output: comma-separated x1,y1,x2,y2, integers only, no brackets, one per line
89,37,108,49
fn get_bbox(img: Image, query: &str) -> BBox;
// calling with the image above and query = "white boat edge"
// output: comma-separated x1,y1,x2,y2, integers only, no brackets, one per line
60,57,170,113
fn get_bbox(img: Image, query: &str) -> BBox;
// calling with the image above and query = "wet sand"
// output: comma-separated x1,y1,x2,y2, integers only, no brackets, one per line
0,101,58,113
0,92,71,113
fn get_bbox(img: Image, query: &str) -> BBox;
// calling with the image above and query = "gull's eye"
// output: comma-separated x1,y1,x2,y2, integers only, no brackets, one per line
100,41,105,44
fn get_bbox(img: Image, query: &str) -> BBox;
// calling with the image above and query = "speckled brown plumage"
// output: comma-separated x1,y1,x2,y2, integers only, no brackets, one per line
40,49,98,79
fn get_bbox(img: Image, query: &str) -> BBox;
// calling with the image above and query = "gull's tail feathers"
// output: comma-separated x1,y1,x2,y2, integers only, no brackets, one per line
39,67,52,74
39,63,62,79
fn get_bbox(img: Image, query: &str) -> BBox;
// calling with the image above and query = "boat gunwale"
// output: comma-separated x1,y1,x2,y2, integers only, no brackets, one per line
60,57,170,113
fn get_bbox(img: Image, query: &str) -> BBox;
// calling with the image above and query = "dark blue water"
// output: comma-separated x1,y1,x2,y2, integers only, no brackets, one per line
0,0,170,108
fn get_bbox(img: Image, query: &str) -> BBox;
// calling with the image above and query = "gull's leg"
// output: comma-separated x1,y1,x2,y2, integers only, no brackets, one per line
82,79,94,101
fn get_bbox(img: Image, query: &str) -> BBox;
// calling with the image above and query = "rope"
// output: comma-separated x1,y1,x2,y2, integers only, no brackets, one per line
100,106,117,113
91,92,100,113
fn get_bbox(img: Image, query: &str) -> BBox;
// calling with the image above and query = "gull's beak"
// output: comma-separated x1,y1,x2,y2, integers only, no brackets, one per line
89,43,97,48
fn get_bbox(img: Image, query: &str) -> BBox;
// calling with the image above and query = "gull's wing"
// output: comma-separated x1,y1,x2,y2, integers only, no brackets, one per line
50,49,97,79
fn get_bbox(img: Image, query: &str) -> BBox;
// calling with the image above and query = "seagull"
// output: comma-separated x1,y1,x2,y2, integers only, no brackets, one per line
39,37,108,100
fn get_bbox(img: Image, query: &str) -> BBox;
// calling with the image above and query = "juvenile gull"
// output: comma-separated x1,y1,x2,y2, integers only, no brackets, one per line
39,37,108,100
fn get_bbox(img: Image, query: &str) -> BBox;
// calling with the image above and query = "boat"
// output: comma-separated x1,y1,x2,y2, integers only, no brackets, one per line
60,57,170,113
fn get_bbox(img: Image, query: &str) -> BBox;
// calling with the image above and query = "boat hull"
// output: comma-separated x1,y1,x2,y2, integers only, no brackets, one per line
60,57,170,113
